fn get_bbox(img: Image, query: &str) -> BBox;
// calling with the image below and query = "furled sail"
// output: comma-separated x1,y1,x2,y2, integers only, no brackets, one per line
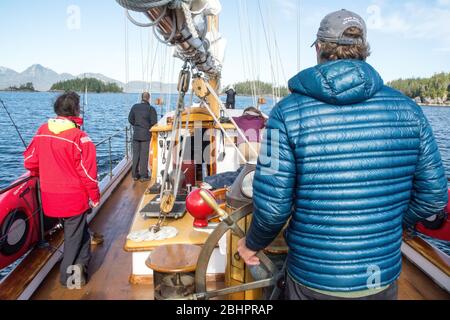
116,0,226,79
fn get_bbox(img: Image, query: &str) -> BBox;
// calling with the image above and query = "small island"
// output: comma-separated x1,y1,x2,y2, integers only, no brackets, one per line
4,82,37,92
50,78,123,93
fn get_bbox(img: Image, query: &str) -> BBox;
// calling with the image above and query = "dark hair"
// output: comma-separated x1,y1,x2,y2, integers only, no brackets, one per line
318,27,371,62
141,92,151,103
54,92,80,117
244,107,264,118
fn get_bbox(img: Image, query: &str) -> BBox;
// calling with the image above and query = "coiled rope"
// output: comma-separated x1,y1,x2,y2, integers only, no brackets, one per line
116,0,191,12
117,0,182,45
126,6,167,28
181,2,199,39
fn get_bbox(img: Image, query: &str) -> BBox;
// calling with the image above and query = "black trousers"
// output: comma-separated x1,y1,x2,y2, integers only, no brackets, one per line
60,212,90,286
285,275,398,300
225,101,235,109
132,140,150,179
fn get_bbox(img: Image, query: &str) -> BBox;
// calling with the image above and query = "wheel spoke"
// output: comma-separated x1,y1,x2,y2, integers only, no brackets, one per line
194,203,279,299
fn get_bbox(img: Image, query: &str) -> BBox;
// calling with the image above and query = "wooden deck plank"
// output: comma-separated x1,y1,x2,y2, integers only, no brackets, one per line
0,230,64,300
398,258,449,300
32,174,150,300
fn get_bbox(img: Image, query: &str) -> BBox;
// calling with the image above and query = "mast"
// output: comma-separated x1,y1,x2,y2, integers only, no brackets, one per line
82,73,88,131
116,0,226,219
200,13,221,116
116,0,226,118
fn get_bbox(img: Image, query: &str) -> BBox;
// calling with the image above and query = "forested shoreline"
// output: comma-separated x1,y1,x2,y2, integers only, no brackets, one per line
229,80,289,97
50,78,123,93
388,73,450,105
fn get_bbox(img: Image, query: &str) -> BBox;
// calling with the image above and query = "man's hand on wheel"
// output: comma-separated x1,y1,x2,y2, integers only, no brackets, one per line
237,237,260,266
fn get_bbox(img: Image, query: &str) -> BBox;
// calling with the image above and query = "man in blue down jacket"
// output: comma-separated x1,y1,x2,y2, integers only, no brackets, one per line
238,9,448,300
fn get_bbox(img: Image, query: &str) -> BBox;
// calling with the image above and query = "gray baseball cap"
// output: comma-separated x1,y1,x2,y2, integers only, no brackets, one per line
311,9,367,47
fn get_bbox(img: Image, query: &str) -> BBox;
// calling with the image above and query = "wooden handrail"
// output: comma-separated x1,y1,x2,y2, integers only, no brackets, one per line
404,234,450,277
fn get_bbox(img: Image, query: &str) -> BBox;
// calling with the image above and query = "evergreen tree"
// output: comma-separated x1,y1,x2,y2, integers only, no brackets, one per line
388,72,450,103
228,80,289,97
51,78,123,93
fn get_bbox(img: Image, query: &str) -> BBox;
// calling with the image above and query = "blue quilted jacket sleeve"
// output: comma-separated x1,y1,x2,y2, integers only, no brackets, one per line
405,110,448,228
246,105,296,251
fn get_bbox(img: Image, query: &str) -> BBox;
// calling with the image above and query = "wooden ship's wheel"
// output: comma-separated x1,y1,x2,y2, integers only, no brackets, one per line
192,191,284,300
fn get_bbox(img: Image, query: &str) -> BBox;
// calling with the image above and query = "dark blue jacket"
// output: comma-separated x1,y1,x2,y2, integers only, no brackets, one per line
128,102,158,141
247,60,448,292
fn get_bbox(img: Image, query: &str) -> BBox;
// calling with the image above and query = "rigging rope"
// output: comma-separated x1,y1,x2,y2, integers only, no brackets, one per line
181,2,199,39
149,40,161,92
167,58,176,113
257,0,278,104
297,0,301,71
140,28,145,90
125,6,167,28
149,29,158,93
116,0,191,12
203,81,259,160
0,99,27,149
124,11,130,88
238,0,258,106
158,63,190,217
199,100,248,164
266,1,287,86
237,0,253,106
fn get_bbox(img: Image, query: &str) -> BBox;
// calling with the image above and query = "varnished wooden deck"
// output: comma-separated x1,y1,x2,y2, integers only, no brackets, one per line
31,173,449,300
32,174,152,300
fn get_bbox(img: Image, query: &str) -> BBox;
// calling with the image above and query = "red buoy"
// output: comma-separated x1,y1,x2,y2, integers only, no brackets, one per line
186,189,216,228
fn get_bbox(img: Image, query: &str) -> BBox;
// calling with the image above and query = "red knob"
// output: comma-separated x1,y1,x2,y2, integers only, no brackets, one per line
186,189,216,228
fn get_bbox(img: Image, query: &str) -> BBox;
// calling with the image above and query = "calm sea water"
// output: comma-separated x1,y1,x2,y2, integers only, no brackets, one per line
1,92,449,280
0,92,275,281
0,92,275,189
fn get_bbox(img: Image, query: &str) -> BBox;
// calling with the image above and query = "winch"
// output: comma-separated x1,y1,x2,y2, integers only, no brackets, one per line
146,244,202,300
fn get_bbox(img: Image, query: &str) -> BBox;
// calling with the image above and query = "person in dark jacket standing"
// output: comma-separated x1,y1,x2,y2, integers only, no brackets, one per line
225,86,236,109
129,92,158,182
24,92,100,288
238,9,448,300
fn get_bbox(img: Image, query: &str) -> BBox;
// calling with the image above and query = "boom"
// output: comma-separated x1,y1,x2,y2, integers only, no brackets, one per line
116,0,225,80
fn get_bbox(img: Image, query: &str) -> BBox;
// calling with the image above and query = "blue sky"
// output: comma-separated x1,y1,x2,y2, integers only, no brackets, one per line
1,0,449,86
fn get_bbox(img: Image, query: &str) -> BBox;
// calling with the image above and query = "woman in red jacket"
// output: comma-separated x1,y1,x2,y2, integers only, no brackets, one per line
23,92,100,288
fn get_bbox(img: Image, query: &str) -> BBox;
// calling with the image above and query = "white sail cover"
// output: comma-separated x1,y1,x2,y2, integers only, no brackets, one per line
191,0,222,16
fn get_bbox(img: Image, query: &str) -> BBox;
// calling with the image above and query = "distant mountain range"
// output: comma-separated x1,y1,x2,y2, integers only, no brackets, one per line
0,64,177,93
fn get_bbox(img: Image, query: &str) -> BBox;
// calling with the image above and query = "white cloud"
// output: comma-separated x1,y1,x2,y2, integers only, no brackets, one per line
437,0,450,6
276,0,298,21
433,47,450,52
367,1,450,45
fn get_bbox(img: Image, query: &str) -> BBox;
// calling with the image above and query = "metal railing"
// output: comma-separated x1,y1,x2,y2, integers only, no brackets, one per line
0,127,133,194
95,126,133,180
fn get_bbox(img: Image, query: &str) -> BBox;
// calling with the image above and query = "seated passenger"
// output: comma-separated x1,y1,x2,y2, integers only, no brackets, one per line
233,107,267,163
